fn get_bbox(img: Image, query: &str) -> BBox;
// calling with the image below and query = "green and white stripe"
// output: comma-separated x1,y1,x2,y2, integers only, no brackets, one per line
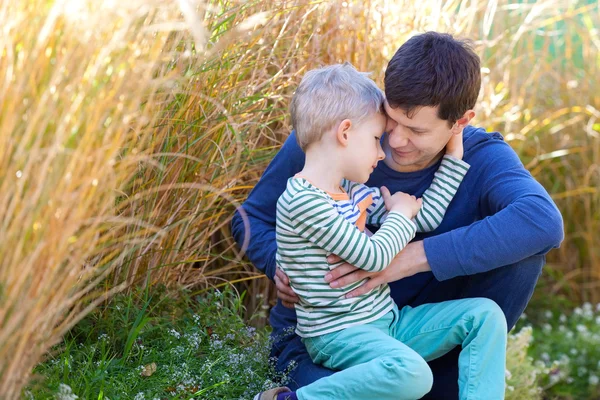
276,155,469,338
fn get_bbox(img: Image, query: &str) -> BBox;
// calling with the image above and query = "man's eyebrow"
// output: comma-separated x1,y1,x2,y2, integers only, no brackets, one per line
403,123,429,132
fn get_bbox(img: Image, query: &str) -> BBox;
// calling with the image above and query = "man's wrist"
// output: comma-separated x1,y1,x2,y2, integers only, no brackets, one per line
410,241,431,275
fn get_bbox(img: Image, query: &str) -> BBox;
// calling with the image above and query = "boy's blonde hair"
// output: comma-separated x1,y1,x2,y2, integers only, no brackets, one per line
290,63,385,152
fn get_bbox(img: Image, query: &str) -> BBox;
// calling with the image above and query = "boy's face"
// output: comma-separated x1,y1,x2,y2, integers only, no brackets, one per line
344,112,387,183
383,101,455,173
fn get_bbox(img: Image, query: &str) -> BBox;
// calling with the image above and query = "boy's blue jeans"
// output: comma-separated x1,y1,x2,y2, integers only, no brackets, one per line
270,254,544,399
297,299,507,400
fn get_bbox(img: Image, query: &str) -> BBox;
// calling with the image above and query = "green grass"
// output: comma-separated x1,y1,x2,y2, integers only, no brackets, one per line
25,287,290,400
31,283,600,400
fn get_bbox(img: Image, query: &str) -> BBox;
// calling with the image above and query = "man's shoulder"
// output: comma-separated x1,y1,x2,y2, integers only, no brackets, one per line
463,125,505,148
463,125,517,161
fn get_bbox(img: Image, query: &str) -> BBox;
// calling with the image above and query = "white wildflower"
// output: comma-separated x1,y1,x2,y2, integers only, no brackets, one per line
570,348,578,356
559,314,567,323
590,375,600,386
566,331,574,339
57,384,79,400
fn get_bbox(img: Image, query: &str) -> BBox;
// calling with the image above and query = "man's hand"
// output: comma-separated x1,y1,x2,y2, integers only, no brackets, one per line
275,268,299,308
324,241,431,298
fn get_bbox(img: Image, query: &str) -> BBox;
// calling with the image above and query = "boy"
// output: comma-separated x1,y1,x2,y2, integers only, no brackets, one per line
254,63,507,400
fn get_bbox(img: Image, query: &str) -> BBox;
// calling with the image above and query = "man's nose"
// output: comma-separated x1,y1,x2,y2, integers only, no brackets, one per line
388,127,409,148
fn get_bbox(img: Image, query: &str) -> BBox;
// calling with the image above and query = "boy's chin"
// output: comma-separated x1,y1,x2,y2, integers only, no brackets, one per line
348,173,370,184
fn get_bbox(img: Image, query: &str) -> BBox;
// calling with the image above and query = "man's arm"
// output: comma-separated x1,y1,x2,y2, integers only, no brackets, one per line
424,135,564,281
326,132,564,297
230,132,305,281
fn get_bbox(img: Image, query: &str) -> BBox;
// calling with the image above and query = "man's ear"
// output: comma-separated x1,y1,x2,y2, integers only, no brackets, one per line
451,110,475,134
336,119,353,146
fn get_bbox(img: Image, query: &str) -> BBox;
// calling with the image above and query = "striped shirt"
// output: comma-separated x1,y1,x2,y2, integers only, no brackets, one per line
276,155,470,338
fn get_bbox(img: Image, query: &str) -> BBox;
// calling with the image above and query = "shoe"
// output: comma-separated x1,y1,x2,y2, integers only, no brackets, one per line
253,386,292,400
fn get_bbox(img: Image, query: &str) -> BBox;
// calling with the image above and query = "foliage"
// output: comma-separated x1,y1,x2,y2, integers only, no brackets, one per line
26,287,290,400
2,0,599,395
519,302,600,400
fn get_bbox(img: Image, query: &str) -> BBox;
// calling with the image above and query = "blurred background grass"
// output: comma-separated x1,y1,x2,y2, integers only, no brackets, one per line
1,0,598,396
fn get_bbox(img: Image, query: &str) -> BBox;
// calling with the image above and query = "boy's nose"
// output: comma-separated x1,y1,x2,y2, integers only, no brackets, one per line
377,146,385,161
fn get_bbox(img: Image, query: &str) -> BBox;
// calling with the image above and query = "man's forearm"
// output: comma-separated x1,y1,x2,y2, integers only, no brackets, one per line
423,195,563,281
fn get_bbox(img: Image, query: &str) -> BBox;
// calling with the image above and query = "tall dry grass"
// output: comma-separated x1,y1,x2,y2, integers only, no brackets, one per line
0,0,266,396
1,0,598,396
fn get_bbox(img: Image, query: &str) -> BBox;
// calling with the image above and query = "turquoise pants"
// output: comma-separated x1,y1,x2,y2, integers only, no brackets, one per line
297,297,507,400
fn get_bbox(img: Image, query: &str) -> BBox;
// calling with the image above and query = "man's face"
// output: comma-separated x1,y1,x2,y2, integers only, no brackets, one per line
383,101,454,173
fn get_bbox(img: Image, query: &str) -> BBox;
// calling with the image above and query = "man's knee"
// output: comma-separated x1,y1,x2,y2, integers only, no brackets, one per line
464,255,545,329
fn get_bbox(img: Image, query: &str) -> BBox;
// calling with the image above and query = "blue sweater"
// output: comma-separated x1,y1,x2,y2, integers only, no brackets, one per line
231,126,564,307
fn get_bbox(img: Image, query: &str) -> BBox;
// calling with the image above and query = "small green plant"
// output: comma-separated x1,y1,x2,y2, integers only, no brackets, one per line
518,302,600,399
505,326,547,400
25,287,290,399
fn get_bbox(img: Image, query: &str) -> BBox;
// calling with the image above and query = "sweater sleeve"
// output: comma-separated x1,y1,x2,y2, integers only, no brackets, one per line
366,155,470,232
423,136,564,281
284,188,417,272
230,132,305,281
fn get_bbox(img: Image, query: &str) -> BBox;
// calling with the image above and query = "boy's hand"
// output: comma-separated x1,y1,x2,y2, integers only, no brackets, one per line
445,129,464,160
381,186,422,219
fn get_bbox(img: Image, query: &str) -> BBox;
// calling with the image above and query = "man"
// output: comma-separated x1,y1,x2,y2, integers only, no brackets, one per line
231,32,564,399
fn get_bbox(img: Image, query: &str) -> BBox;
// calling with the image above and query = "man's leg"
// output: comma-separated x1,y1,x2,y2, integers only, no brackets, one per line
411,254,545,399
269,301,334,390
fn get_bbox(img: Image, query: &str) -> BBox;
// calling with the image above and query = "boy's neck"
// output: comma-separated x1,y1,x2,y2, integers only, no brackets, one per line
299,147,345,194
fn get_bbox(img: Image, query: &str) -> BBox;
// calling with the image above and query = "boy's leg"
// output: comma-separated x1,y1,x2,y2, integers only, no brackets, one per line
297,311,433,400
391,298,507,400
269,302,334,390
403,254,544,399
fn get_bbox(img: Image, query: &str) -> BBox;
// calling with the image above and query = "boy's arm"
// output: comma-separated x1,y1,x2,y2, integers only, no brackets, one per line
284,187,416,272
366,155,470,231
365,186,387,226
230,132,305,281
413,155,470,232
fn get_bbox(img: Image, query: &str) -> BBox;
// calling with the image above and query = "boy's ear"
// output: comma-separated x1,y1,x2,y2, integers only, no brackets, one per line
451,109,475,134
336,119,352,146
